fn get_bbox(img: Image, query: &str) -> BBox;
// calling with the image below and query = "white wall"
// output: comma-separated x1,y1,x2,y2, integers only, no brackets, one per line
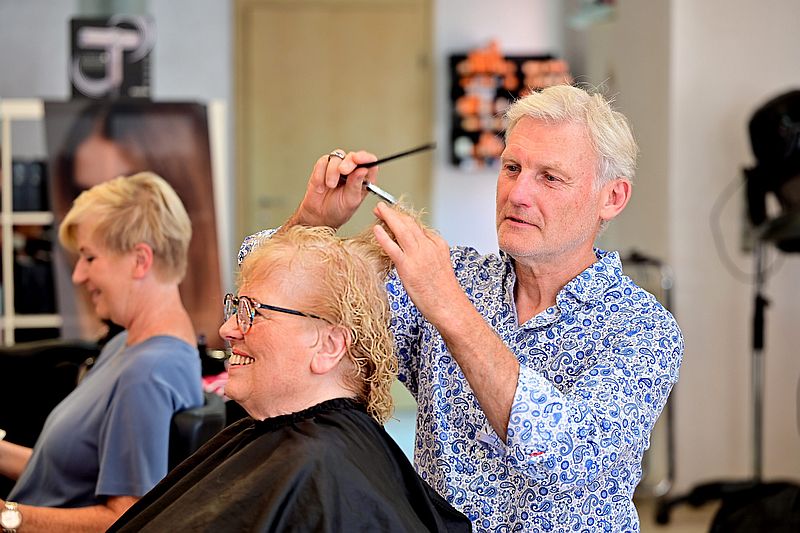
431,0,564,253
669,0,800,491
0,0,230,107
566,0,671,261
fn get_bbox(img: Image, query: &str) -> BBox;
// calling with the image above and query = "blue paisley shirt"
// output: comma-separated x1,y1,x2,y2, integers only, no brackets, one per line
240,234,683,533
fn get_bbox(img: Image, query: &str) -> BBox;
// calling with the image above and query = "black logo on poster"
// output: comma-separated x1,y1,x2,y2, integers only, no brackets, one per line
70,15,154,99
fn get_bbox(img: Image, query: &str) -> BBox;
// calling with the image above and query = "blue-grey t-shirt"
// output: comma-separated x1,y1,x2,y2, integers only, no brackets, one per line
9,332,202,507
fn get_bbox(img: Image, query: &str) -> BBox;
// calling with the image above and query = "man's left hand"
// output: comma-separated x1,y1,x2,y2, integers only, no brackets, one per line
373,202,464,324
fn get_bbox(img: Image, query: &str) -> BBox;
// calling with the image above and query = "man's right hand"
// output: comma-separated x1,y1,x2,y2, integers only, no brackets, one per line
288,149,378,230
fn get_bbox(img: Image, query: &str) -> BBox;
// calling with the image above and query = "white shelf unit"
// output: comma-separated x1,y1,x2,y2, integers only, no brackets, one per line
0,98,62,346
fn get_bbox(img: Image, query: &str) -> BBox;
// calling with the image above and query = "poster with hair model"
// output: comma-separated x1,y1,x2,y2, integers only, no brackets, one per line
44,101,224,349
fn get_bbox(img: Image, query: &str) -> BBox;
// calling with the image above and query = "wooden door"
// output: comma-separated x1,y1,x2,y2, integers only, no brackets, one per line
235,0,433,238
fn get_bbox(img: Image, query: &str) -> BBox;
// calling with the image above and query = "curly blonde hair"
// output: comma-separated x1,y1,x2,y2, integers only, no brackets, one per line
240,224,397,423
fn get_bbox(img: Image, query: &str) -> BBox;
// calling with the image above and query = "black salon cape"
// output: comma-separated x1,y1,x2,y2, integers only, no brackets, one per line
109,398,471,532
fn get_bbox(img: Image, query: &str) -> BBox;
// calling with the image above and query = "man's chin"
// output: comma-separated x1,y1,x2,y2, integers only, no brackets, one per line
498,232,536,254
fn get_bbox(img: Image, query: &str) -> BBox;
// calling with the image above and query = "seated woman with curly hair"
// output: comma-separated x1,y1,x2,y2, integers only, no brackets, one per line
109,223,470,532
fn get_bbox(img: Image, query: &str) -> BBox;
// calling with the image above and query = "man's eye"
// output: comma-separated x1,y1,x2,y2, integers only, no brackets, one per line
503,163,521,173
544,173,558,182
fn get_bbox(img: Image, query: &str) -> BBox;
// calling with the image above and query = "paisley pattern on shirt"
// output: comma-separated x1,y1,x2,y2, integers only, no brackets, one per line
240,233,683,533
388,247,682,533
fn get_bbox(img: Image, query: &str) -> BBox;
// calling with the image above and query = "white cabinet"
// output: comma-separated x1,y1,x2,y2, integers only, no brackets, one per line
0,98,62,346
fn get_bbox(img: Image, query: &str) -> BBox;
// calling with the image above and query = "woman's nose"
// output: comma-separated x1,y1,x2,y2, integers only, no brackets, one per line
219,314,243,342
72,260,87,285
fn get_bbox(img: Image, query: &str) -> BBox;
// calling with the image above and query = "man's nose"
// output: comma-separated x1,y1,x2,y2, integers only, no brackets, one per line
507,175,534,206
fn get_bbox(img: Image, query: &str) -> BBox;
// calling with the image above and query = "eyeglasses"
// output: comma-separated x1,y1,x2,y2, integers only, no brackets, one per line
223,293,324,335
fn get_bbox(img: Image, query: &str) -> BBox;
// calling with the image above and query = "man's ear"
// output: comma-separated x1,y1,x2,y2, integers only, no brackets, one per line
599,178,632,222
310,325,349,375
132,243,154,279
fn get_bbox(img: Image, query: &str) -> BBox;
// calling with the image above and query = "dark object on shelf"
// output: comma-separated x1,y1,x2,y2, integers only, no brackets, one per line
11,160,50,212
12,328,60,344
14,233,57,315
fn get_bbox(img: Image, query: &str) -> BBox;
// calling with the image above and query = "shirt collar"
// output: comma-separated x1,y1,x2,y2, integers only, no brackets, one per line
561,248,624,304
501,248,624,312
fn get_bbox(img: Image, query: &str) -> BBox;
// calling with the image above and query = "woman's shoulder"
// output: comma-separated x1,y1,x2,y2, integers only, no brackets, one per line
116,335,200,384
129,335,198,359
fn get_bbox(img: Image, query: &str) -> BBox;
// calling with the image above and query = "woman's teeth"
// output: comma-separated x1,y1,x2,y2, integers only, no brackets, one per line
229,353,254,366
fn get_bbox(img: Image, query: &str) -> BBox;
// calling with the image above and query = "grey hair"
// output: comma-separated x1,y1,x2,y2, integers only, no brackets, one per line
504,84,638,189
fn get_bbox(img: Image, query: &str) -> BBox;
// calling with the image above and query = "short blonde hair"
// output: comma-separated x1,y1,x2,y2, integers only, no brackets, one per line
240,225,396,424
59,172,192,282
505,84,638,187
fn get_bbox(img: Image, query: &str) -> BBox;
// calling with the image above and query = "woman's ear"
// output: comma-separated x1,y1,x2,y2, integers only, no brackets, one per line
131,243,154,279
310,325,349,375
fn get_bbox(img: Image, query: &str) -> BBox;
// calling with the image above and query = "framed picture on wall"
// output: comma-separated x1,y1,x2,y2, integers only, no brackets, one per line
449,42,573,170
43,100,225,349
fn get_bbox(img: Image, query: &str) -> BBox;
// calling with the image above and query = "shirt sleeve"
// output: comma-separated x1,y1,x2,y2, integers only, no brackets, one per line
238,229,275,265
491,311,684,490
386,268,424,398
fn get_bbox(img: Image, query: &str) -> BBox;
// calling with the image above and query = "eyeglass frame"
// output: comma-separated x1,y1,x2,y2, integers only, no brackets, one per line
223,293,325,335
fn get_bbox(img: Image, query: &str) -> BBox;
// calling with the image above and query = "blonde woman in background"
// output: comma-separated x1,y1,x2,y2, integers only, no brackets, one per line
0,172,202,532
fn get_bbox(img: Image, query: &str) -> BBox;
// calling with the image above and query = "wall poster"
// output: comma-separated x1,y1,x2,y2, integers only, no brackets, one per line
449,41,573,170
44,100,225,349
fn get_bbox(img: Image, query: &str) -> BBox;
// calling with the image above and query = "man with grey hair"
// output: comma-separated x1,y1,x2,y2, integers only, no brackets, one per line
241,84,684,532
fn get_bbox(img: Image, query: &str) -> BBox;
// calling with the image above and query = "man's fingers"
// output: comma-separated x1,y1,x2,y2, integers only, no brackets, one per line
342,169,369,204
351,150,378,166
375,202,425,248
324,150,347,189
373,224,404,262
311,154,332,193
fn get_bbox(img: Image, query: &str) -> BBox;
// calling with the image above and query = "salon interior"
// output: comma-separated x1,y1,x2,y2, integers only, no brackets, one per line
1,1,800,531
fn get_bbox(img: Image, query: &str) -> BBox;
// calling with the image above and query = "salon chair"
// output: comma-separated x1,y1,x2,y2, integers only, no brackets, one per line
168,391,226,470
0,338,227,496
0,338,100,497
0,338,100,448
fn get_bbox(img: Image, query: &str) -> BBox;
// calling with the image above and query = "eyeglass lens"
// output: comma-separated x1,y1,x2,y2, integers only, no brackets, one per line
224,294,235,320
238,297,253,334
224,294,253,335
